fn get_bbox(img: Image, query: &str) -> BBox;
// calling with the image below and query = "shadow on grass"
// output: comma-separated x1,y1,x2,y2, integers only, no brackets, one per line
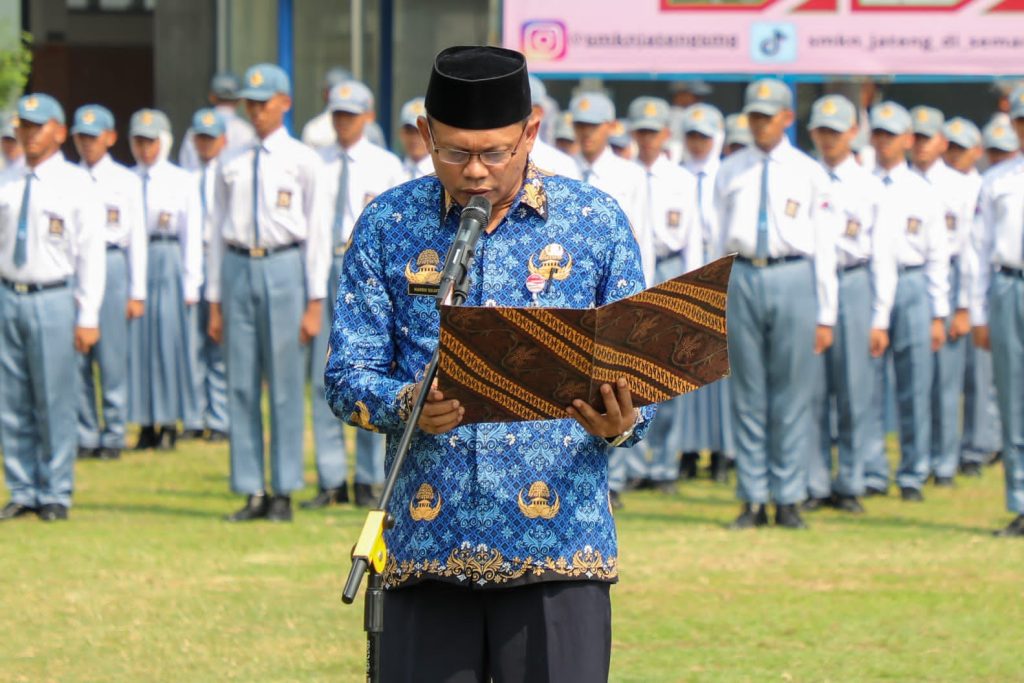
821,513,993,536
78,502,227,520
618,510,733,527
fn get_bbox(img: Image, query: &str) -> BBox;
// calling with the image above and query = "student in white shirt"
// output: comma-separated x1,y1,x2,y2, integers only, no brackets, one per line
398,97,434,180
72,104,147,461
0,94,105,522
527,77,580,180
178,72,256,172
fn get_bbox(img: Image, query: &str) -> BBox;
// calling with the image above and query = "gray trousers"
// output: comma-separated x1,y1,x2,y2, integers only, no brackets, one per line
989,271,1024,513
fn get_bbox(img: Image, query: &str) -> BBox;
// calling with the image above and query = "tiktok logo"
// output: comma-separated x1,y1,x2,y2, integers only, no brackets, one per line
750,23,798,63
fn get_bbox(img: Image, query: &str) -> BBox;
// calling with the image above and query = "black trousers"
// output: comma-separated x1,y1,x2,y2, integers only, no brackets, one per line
380,580,612,683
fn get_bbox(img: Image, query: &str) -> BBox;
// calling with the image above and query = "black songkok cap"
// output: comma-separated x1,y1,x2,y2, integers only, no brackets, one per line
425,46,531,130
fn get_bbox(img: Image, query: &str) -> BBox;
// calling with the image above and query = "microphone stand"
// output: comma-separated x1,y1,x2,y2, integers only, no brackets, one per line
341,229,479,683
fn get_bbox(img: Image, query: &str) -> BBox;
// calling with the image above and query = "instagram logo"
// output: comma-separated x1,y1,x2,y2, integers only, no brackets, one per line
521,20,568,61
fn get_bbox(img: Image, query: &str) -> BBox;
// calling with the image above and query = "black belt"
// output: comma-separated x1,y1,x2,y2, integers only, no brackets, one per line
1,278,69,294
149,233,179,243
737,254,805,268
106,243,125,252
227,242,300,259
998,265,1024,279
899,264,924,273
840,260,869,273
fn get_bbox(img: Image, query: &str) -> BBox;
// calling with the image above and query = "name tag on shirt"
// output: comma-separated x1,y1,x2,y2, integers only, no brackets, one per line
845,219,861,238
277,189,293,209
784,199,800,218
48,215,65,236
666,210,681,228
945,212,957,231
907,217,922,235
158,211,172,230
106,207,120,226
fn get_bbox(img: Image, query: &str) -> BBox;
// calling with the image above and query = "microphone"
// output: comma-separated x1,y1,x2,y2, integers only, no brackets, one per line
436,194,491,307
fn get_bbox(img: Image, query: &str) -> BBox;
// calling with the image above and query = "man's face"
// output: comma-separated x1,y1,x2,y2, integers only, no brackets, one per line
724,142,746,158
1013,118,1024,151
245,93,291,138
871,129,911,167
633,128,668,163
573,121,611,159
130,136,161,166
73,130,116,167
810,126,854,166
986,148,1016,167
194,133,226,163
943,143,980,173
1,136,22,162
747,110,792,151
684,131,714,161
672,92,698,108
417,116,538,212
399,124,427,161
911,132,947,169
16,120,65,164
332,110,373,148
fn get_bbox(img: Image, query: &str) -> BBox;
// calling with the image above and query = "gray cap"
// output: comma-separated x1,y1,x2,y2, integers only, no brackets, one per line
682,103,724,137
628,96,670,132
554,111,575,142
328,80,374,114
669,80,712,97
808,94,856,133
399,97,426,128
910,106,944,138
943,117,981,149
239,63,291,101
569,92,615,125
1010,86,1024,119
0,111,16,138
724,113,753,148
130,108,171,139
982,119,1019,152
609,119,631,148
529,76,547,107
743,79,793,116
869,101,912,135
210,72,241,99
323,66,353,90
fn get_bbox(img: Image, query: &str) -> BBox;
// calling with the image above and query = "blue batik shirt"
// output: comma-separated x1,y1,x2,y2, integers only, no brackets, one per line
325,162,654,590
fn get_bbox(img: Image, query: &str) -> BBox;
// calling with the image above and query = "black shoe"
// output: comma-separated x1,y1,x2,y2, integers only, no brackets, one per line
775,504,807,529
801,496,829,512
830,494,865,514
710,452,731,484
654,480,678,495
679,452,700,480
729,503,768,530
178,429,205,441
900,487,924,502
864,485,888,497
77,446,98,460
300,486,349,509
609,490,624,511
205,429,229,443
134,426,158,450
156,426,177,452
993,514,1024,537
0,501,37,520
225,494,269,522
985,450,1003,467
37,503,68,522
266,495,293,522
354,483,381,508
959,462,983,477
624,477,652,491
933,476,956,488
97,448,121,461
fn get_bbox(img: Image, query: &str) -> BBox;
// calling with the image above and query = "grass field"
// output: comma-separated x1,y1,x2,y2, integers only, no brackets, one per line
2,430,1021,683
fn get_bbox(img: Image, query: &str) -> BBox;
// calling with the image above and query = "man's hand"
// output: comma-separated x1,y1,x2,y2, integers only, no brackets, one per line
126,299,145,320
972,325,991,351
931,318,947,352
566,377,637,439
869,328,889,358
208,303,223,345
299,299,323,345
949,309,970,341
414,379,464,435
75,326,100,354
814,325,834,355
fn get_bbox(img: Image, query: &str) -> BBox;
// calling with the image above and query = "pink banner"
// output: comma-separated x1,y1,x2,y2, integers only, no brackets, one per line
503,0,1024,76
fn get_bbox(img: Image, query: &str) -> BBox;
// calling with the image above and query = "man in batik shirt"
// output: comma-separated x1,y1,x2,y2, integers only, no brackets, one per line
325,46,654,682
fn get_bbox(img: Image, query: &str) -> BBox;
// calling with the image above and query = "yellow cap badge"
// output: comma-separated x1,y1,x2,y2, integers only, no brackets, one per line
202,112,215,126
411,101,424,114
880,105,894,119
757,83,772,99
141,111,153,125
339,86,352,98
250,70,264,87
822,99,837,116
916,108,930,123
1018,92,1024,104
24,96,37,111
644,101,658,117
949,120,963,134
995,125,1006,137
612,121,624,135
578,98,591,111
83,110,96,124
692,108,705,121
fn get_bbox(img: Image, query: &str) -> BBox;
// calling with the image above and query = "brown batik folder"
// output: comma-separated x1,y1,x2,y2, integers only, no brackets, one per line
436,254,734,424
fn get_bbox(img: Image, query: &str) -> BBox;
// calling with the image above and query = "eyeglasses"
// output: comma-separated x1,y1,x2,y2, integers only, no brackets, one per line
427,121,527,167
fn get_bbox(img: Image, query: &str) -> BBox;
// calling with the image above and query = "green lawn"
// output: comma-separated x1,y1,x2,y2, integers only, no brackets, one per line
1,431,1020,682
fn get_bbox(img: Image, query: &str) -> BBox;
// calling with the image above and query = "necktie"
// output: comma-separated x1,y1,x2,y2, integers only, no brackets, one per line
755,157,769,260
829,171,840,183
333,151,350,247
696,171,708,259
142,172,150,232
252,145,261,246
200,167,208,220
582,167,592,184
13,172,33,268
883,175,893,187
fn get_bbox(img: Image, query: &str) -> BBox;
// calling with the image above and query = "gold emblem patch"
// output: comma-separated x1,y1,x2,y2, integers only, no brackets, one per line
528,243,573,281
106,207,120,226
276,189,292,209
405,248,442,296
202,112,215,126
644,102,658,117
736,114,748,129
666,210,681,228
339,85,352,98
949,120,963,135
822,99,838,116
409,483,442,522
517,481,560,520
141,111,154,125
691,108,705,121
784,199,800,218
24,96,37,111
249,70,264,87
916,108,930,123
48,216,65,236
907,217,922,235
757,83,772,98
880,105,894,119
83,110,96,124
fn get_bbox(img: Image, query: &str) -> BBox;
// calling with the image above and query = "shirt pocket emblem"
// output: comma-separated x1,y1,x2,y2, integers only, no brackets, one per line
666,210,681,228
784,199,800,218
158,211,172,229
845,218,861,238
48,215,65,236
944,211,957,232
907,217,922,235
106,206,120,226
276,189,293,209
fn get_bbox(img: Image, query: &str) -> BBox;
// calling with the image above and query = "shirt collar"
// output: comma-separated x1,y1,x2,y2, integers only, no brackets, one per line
642,155,674,177
754,137,791,163
827,155,859,180
337,135,371,162
82,153,114,177
28,151,63,180
259,126,290,153
581,146,616,175
441,161,549,224
874,161,910,181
